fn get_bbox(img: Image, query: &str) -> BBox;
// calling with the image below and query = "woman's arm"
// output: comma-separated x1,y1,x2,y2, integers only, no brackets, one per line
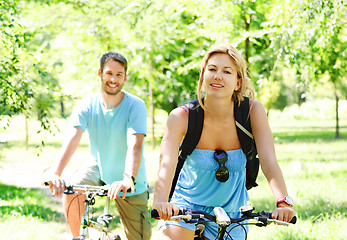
250,100,296,222
152,107,188,220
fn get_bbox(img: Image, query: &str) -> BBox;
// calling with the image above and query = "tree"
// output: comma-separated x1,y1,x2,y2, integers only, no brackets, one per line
278,0,346,138
1,0,62,150
1,0,29,122
7,0,345,145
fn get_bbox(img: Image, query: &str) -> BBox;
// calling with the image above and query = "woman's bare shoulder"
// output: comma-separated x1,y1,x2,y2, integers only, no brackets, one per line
161,106,189,143
167,107,188,125
250,99,266,115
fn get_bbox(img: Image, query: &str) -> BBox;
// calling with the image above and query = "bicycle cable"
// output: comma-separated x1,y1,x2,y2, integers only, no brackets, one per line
66,192,83,225
224,222,248,240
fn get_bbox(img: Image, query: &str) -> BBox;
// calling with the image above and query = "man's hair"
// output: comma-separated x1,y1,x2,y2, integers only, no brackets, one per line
100,52,128,73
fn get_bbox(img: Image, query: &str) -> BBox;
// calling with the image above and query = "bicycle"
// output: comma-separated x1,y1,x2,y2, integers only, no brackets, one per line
45,182,122,240
151,204,297,240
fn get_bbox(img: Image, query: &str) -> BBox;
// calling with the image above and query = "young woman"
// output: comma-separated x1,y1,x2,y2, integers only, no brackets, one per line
152,44,296,239
153,44,296,239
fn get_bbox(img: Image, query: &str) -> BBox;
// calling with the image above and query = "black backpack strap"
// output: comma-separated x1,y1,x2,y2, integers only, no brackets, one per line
234,97,259,190
168,99,204,200
234,97,253,152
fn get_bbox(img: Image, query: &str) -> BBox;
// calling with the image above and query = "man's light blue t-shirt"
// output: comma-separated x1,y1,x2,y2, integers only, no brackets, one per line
70,90,148,196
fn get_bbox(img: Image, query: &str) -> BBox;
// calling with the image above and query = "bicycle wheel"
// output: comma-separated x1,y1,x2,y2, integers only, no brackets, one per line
108,234,121,240
98,232,121,240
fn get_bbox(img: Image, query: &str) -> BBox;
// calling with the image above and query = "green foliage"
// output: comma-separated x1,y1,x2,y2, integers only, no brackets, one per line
1,0,346,135
1,0,61,134
122,0,214,111
0,0,28,116
0,183,63,221
0,185,66,239
273,0,346,98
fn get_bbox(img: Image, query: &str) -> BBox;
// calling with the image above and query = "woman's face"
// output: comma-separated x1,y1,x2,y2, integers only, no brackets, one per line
203,53,240,99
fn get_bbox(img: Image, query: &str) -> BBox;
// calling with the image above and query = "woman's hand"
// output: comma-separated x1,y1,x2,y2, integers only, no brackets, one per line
152,201,180,221
272,205,296,223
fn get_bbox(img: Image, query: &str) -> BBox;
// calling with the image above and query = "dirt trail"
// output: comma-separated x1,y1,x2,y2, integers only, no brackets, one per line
0,159,71,239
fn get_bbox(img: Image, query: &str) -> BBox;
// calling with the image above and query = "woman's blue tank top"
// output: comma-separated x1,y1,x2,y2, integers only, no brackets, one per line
171,148,249,215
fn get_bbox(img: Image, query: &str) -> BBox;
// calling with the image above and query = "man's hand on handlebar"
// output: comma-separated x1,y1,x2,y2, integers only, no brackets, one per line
107,180,132,200
46,174,66,197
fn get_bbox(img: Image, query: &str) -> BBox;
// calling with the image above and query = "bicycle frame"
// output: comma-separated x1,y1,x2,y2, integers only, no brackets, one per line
79,194,111,239
66,185,119,240
44,181,121,240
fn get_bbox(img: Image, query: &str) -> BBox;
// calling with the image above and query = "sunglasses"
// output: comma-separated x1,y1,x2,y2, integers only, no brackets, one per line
214,149,229,182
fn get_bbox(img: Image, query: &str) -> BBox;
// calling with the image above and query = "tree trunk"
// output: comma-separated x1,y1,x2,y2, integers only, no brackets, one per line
25,114,29,151
149,81,155,150
60,95,65,117
335,94,340,139
244,15,250,65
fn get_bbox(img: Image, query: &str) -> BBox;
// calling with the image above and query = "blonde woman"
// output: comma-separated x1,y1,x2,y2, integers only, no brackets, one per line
153,44,296,239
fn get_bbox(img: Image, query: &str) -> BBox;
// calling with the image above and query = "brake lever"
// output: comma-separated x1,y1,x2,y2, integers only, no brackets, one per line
267,218,289,226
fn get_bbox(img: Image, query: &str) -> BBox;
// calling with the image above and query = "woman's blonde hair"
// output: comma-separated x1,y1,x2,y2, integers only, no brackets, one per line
197,44,255,108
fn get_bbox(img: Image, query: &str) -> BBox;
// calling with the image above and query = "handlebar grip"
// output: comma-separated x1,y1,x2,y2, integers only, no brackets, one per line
289,216,297,224
151,209,160,219
150,209,184,219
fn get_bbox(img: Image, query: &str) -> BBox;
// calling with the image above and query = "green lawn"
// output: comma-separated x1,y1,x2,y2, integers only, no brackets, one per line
1,99,346,239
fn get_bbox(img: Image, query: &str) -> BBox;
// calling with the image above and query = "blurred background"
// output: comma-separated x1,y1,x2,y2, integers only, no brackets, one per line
0,0,346,239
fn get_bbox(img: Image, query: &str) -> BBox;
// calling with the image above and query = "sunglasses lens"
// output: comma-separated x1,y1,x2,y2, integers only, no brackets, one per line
216,166,229,182
214,150,228,164
214,150,229,182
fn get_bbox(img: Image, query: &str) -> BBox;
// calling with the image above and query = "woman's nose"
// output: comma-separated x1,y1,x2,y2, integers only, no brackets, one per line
214,71,222,80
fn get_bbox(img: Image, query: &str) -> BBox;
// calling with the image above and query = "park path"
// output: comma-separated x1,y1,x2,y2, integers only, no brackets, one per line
0,155,72,239
0,163,49,188
0,145,158,240
0,157,65,210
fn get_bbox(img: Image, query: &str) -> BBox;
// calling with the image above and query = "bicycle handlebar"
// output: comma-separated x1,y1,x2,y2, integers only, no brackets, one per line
43,182,131,194
150,208,297,225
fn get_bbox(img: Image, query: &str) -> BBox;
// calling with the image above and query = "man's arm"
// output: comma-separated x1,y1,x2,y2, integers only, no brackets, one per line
124,133,145,179
48,126,83,196
107,133,145,199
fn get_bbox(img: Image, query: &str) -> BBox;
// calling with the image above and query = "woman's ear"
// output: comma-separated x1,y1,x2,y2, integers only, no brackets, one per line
235,78,242,91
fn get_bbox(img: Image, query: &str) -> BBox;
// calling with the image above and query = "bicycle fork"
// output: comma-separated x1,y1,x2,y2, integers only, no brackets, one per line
79,200,90,239
193,218,228,240
194,219,206,240
98,197,111,240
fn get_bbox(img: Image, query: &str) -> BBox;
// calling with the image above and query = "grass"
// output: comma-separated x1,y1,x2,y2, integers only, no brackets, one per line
1,98,347,239
0,183,67,239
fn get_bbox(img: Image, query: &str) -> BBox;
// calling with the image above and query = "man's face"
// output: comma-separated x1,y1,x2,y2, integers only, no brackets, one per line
99,59,127,96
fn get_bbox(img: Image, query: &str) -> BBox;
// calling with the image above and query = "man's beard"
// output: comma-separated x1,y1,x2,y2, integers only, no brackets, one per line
101,77,122,96
103,87,121,96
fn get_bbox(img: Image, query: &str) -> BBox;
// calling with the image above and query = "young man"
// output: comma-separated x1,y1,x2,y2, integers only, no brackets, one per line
47,52,151,240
